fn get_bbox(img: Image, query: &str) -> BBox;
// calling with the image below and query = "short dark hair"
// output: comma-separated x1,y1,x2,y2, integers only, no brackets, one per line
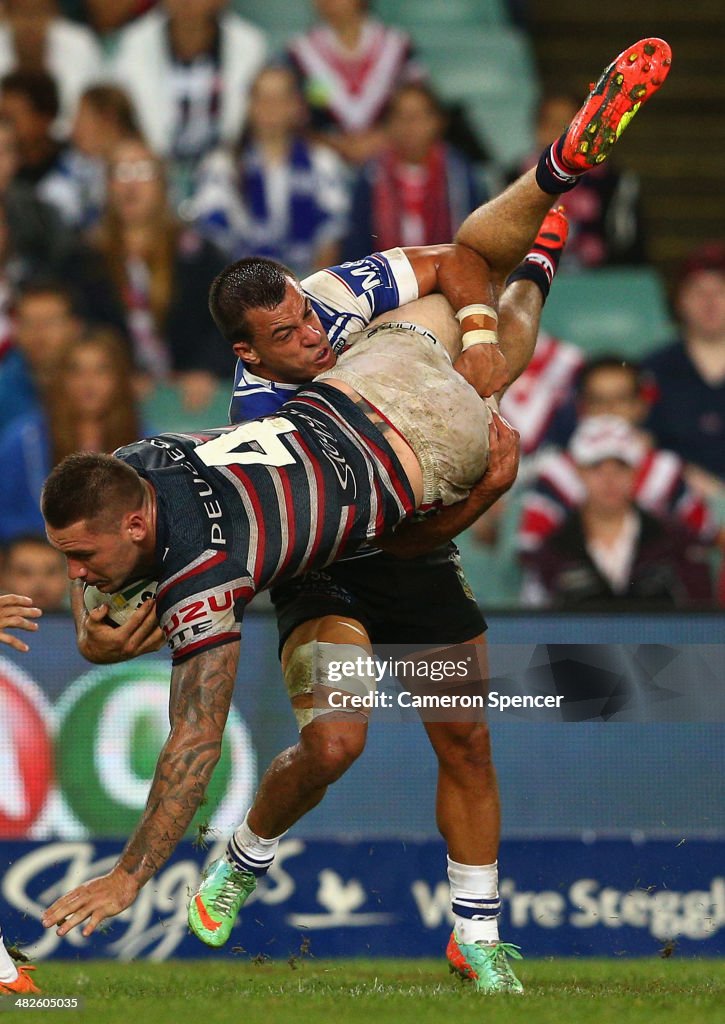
1,69,60,121
208,257,297,344
16,276,82,317
577,355,641,397
42,453,145,530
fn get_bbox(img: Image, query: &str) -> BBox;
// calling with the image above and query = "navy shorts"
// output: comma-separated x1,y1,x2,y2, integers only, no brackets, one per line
270,543,486,653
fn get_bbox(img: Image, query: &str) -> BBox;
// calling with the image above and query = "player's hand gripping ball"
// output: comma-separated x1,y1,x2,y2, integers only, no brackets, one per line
83,579,158,627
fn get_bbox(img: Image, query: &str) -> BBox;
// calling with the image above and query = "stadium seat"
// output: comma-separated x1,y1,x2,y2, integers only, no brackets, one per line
465,96,534,167
419,29,538,166
377,0,508,27
231,0,313,40
541,268,675,359
455,491,525,609
142,384,231,436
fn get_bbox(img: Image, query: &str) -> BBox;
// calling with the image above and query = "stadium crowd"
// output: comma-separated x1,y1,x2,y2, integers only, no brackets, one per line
0,0,722,610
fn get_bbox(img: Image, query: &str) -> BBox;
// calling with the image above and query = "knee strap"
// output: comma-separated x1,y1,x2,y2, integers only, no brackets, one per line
284,641,377,731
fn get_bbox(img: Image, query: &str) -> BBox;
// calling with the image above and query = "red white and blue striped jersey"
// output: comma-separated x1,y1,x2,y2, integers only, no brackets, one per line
229,247,419,423
116,385,414,662
518,445,716,555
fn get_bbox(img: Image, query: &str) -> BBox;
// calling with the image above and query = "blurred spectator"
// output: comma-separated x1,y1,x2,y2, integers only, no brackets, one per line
66,84,142,230
0,1,103,129
499,330,585,458
521,415,714,610
343,82,482,260
0,533,67,610
191,64,349,277
0,113,73,269
0,68,83,223
0,326,141,541
0,277,83,433
509,93,647,269
287,0,421,166
112,0,267,202
58,1,157,35
67,136,231,409
517,356,717,556
642,243,725,496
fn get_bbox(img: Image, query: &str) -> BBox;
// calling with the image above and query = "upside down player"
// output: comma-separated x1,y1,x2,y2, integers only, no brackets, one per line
41,38,671,994
0,593,42,996
181,216,568,996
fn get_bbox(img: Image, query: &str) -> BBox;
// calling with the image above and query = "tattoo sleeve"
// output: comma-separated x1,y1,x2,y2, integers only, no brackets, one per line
117,641,239,885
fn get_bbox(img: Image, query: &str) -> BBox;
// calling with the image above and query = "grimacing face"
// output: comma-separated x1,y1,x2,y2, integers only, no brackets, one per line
234,280,337,383
46,514,148,594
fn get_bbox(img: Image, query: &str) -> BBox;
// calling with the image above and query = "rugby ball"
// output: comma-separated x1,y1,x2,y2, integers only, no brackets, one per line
83,578,158,627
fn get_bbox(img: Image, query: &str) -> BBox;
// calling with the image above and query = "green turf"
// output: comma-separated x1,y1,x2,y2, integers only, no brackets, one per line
5,958,723,1024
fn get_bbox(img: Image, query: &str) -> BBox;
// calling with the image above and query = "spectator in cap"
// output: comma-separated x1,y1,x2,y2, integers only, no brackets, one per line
521,414,714,609
517,355,719,558
642,242,725,495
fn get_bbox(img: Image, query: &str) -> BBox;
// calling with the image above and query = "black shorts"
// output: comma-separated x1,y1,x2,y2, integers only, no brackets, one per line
270,543,486,653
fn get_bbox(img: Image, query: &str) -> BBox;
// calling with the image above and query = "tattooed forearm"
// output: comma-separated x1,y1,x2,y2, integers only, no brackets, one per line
116,641,239,886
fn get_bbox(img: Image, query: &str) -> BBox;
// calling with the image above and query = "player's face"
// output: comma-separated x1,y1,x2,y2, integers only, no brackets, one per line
46,517,145,593
235,280,336,382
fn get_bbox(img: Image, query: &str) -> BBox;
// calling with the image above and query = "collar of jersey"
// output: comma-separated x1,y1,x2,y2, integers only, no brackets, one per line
241,363,300,390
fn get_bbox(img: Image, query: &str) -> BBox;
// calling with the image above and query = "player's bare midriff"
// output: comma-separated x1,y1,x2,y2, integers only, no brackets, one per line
319,377,425,507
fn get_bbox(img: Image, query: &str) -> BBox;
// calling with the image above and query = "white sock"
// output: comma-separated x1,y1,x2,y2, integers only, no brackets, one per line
225,811,285,876
447,857,501,944
0,930,19,984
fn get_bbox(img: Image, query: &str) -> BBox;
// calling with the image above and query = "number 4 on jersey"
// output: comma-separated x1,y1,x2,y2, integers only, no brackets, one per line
196,418,298,468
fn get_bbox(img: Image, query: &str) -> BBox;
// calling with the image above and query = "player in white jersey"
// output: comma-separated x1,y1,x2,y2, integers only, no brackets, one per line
45,38,672,996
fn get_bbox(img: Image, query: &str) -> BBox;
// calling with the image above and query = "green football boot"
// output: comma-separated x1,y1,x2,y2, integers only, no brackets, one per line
447,932,524,994
187,857,257,947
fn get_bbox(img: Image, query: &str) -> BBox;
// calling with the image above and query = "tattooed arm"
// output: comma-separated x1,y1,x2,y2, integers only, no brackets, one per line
41,641,239,937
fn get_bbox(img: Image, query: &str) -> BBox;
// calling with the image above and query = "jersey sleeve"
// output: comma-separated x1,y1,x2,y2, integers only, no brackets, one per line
155,549,253,663
301,248,419,349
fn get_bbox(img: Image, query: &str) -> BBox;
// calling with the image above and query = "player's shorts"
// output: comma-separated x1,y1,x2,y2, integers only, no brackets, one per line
270,543,487,654
316,323,495,507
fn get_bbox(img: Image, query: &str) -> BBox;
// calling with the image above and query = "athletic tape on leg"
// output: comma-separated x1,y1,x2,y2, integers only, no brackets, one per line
284,641,377,730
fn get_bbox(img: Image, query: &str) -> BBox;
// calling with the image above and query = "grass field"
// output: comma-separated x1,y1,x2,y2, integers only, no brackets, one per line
7,958,723,1024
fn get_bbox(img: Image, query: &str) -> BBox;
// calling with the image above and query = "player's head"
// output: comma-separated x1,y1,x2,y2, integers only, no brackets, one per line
42,453,155,593
208,257,335,382
576,356,646,426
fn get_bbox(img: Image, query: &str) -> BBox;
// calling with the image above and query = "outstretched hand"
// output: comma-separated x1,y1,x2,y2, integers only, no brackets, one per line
0,592,42,652
41,868,140,938
454,342,510,397
71,584,165,664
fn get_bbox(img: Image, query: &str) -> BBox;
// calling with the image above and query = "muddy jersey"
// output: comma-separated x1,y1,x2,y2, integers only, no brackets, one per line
116,384,414,663
229,247,419,423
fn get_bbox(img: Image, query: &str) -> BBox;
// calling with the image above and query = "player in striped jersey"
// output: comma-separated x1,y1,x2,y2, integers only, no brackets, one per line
42,39,671,995
39,310,512,939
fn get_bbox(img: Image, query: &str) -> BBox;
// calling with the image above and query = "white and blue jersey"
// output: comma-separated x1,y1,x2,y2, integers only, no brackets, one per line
229,248,419,423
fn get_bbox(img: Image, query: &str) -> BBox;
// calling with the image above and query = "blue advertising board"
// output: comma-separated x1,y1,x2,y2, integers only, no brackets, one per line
1,837,723,960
